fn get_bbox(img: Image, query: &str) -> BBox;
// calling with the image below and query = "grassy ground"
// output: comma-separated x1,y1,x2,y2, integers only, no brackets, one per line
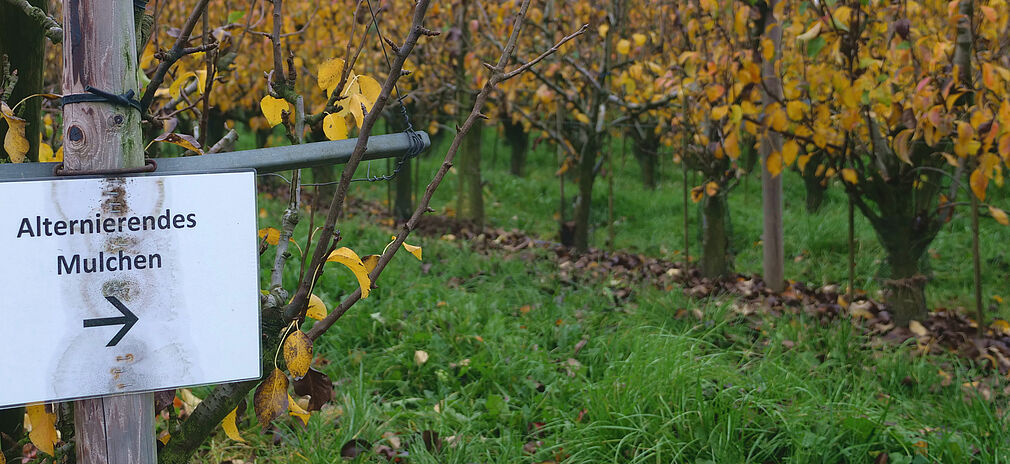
194,129,1010,462
347,129,1010,318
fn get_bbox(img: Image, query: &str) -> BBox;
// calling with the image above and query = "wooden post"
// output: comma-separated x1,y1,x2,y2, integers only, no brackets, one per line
62,0,155,462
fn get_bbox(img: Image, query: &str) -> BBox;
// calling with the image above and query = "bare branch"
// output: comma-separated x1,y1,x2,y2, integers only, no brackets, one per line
307,0,570,339
502,24,587,80
139,0,211,110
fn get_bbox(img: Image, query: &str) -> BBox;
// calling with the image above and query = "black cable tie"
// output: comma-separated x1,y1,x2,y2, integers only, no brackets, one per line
61,86,143,113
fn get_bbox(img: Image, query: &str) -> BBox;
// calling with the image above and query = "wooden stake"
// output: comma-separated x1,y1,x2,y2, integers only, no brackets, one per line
62,0,155,462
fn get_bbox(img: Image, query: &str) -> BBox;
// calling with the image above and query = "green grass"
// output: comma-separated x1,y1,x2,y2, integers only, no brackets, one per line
202,221,1008,463
347,129,1010,318
191,128,1010,462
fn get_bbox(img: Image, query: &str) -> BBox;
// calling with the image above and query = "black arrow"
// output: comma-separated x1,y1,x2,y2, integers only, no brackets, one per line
83,296,139,347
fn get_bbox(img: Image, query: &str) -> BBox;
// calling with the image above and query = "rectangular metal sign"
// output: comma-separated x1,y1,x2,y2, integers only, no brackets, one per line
0,171,261,408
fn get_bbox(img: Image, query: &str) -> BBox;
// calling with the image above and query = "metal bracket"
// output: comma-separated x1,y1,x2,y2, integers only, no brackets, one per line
53,159,157,177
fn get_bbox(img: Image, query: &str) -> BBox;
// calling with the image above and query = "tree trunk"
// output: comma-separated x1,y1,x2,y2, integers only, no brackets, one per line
456,117,484,226
0,0,47,162
759,0,786,292
700,193,732,279
632,137,658,189
880,235,928,326
394,157,413,221
573,135,598,252
504,118,528,177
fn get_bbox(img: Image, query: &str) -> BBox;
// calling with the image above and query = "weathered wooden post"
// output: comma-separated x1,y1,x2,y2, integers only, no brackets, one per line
61,0,155,462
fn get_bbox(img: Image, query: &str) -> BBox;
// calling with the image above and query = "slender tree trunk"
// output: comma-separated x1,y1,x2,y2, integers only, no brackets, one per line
700,193,732,279
631,128,659,190
759,0,785,292
454,0,484,227
394,158,413,221
573,134,598,252
0,0,47,162
504,118,529,177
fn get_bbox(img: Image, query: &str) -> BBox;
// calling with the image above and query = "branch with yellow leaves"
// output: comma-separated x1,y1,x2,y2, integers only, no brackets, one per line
305,0,586,339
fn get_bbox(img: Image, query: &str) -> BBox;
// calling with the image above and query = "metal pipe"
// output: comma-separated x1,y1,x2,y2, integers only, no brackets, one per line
0,132,430,180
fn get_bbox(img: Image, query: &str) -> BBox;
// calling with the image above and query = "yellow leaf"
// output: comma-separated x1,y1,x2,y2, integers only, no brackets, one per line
766,151,782,177
221,407,246,442
597,24,609,39
893,129,914,165
347,94,365,128
260,96,290,127
253,368,289,429
705,181,719,197
989,206,1009,226
573,111,590,124
616,39,631,55
841,168,858,184
909,320,928,337
970,168,987,201
403,243,422,260
797,154,813,172
283,330,313,379
326,247,372,298
158,432,170,446
768,105,787,132
796,21,822,42
26,403,57,456
306,294,328,320
632,33,647,47
38,142,58,162
391,236,422,261
323,113,348,141
761,38,775,62
782,140,799,167
1,102,29,163
724,131,740,160
357,75,382,111
258,227,280,245
153,132,203,154
706,85,725,103
690,186,704,203
169,72,197,100
361,254,380,274
711,105,728,121
288,395,310,425
317,58,346,95
786,101,807,121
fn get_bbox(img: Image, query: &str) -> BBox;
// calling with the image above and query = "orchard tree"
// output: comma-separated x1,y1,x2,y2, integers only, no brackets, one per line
762,0,1010,324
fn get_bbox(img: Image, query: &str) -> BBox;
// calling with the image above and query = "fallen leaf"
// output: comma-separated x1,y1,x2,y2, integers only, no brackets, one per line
253,368,289,429
340,438,371,459
414,350,429,365
283,330,313,379
909,320,928,337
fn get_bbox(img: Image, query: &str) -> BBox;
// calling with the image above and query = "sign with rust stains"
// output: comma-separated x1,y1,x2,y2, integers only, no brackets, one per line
0,171,261,408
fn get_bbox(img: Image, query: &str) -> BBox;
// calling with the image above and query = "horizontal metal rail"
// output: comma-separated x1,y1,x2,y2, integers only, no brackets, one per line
0,132,430,180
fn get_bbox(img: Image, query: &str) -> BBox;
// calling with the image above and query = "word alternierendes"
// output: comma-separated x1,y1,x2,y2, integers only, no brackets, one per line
14,209,198,276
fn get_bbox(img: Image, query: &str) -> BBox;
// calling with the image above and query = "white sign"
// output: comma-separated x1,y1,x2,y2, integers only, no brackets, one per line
0,171,261,408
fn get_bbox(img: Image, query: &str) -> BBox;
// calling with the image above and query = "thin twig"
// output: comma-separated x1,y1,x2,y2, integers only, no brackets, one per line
139,0,211,110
